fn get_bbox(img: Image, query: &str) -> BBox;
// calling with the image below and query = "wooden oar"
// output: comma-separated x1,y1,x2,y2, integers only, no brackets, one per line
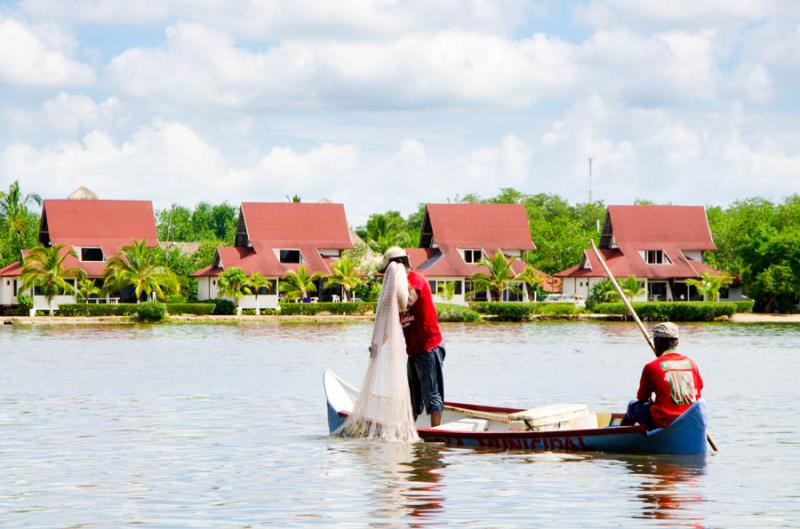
589,239,719,452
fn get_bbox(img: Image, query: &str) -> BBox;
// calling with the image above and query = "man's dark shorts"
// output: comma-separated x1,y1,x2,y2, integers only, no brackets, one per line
408,345,445,416
625,400,654,428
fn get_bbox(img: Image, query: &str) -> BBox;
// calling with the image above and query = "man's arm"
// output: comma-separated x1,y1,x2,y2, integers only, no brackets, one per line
636,365,654,402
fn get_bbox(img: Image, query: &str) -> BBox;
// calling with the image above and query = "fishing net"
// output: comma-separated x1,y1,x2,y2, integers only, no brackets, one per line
336,262,419,442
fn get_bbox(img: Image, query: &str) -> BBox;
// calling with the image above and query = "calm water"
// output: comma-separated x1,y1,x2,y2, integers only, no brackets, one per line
1,321,798,528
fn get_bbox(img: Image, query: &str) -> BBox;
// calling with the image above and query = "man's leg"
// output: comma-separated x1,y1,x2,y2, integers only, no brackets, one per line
408,355,423,423
419,347,444,427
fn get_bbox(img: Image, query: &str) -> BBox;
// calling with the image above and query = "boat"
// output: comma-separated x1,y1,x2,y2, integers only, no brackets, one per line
324,370,708,455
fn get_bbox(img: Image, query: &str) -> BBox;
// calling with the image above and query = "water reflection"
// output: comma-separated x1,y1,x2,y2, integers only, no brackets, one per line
623,455,707,527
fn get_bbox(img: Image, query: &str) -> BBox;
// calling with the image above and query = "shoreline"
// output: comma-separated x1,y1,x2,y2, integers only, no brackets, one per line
3,312,799,326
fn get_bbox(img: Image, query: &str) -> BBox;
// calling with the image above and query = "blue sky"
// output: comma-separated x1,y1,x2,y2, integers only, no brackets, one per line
1,0,799,225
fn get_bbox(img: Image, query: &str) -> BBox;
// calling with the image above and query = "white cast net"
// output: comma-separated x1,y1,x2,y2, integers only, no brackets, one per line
335,262,420,442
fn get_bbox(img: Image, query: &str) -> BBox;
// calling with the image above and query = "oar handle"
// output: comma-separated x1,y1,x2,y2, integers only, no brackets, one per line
589,240,655,353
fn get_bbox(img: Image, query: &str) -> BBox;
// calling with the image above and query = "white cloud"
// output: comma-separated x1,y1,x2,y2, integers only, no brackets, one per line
0,16,94,86
20,0,538,38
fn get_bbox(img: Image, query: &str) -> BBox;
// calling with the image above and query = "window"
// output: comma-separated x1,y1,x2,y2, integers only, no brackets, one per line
80,247,104,262
719,287,730,300
430,280,463,297
464,280,487,302
502,281,523,302
257,283,277,295
648,281,668,301
279,249,302,263
13,280,17,297
464,249,482,264
645,250,670,264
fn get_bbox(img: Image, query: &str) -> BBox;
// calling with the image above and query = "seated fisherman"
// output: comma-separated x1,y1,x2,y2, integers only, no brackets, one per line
623,322,704,429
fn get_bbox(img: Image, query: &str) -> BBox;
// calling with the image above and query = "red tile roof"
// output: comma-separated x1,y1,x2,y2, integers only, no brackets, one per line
194,202,353,277
556,246,725,280
604,205,716,250
0,260,23,277
423,204,535,249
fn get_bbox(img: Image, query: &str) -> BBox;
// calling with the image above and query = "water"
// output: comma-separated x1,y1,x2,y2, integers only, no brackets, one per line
1,321,798,528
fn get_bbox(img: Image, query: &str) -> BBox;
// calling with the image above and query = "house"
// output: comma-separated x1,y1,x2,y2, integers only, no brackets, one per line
556,205,745,302
192,202,354,309
405,203,549,304
0,192,159,309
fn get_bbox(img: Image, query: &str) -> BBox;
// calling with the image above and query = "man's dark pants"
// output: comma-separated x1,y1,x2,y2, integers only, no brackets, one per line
408,345,445,417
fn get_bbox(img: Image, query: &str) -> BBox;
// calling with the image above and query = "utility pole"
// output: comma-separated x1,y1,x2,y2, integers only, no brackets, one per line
587,157,593,204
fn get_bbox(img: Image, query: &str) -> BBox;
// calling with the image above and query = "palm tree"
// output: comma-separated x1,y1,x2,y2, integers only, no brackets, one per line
437,281,456,302
686,273,733,301
286,194,302,203
515,264,545,302
249,272,272,315
0,180,41,263
324,257,363,302
20,244,81,314
361,213,411,254
104,240,173,302
591,279,619,303
218,267,253,315
76,276,102,301
470,251,518,302
620,276,645,301
280,265,321,301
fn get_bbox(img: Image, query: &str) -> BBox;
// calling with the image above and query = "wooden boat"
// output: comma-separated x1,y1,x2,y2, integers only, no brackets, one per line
324,370,708,455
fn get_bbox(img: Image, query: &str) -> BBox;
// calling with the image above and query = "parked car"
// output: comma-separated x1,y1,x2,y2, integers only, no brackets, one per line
543,294,585,308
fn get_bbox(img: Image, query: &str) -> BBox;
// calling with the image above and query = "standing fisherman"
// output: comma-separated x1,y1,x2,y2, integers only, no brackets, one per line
380,247,446,428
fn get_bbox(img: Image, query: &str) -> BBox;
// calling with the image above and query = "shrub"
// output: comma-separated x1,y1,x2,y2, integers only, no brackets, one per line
136,302,166,322
470,302,579,321
58,303,139,316
278,302,376,315
241,308,279,315
732,300,755,313
594,301,737,321
17,294,33,312
165,303,215,315
211,298,236,315
435,303,482,322
167,294,187,303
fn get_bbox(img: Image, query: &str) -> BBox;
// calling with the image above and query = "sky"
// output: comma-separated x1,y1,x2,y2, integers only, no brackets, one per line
1,0,799,225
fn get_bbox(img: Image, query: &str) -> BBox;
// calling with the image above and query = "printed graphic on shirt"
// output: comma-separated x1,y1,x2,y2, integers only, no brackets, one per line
664,370,697,405
400,310,414,328
659,359,693,371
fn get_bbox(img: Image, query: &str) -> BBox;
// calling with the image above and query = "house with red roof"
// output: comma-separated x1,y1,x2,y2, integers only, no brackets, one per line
406,203,551,304
556,205,744,302
192,202,354,309
0,193,158,308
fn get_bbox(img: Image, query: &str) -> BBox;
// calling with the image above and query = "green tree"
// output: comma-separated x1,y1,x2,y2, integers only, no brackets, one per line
105,240,175,302
286,194,302,203
515,263,545,301
19,244,80,314
280,265,321,300
749,264,800,313
470,251,518,302
586,279,618,310
76,276,102,301
249,272,273,315
685,273,733,302
217,267,253,314
0,181,42,266
357,212,413,253
324,257,363,302
437,281,456,302
619,276,645,301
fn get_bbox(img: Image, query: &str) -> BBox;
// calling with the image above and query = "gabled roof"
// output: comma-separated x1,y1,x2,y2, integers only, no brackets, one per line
194,202,354,277
555,247,725,280
0,260,24,277
41,199,158,251
240,202,353,248
603,205,716,250
421,204,535,250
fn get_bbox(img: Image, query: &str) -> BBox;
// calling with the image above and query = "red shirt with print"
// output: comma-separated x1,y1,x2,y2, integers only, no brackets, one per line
400,271,442,356
637,351,704,428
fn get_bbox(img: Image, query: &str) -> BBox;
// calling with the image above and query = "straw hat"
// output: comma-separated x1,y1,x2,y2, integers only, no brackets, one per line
652,322,679,340
380,246,408,272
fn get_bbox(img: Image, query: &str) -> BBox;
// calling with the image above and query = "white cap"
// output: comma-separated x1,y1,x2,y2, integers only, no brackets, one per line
652,322,680,340
380,246,408,272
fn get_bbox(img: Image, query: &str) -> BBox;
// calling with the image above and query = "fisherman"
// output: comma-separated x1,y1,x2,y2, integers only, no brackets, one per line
380,247,445,427
623,322,704,429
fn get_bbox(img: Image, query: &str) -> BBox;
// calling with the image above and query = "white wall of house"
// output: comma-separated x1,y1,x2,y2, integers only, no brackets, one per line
683,250,703,262
563,277,608,299
197,276,220,300
234,294,280,310
0,278,19,305
35,294,77,311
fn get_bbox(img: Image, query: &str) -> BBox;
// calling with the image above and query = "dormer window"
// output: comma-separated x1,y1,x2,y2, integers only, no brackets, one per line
279,249,303,263
80,248,104,262
644,250,671,265
464,249,482,264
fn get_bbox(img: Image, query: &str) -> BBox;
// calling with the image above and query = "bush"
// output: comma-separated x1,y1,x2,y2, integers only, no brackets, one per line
0,305,29,316
165,302,215,315
167,294,187,303
136,302,166,322
278,302,376,315
732,300,755,313
17,294,33,312
435,303,482,322
470,302,579,321
211,298,236,315
594,301,737,321
58,303,139,316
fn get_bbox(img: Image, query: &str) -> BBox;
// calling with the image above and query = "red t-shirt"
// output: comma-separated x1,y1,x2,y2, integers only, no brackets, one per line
637,351,704,428
400,271,443,355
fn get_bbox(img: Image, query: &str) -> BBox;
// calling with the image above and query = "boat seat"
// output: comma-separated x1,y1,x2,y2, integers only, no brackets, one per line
432,418,489,432
508,403,594,432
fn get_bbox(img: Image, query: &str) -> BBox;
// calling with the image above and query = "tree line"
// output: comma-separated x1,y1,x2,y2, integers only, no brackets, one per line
1,181,798,312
